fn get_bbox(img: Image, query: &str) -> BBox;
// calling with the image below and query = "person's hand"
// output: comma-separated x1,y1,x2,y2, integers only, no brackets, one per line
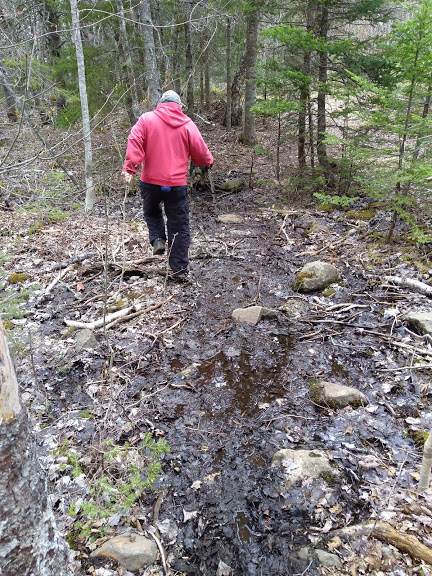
121,170,133,184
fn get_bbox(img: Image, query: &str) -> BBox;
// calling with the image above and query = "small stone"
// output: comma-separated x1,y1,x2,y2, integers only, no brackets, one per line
316,381,369,408
406,311,432,336
281,298,309,317
232,306,263,325
90,533,158,572
271,449,336,490
297,547,342,568
293,261,340,293
75,329,99,351
218,178,244,192
217,214,243,224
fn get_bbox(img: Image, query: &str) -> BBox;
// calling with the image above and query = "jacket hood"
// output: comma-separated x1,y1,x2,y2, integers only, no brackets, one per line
154,102,190,128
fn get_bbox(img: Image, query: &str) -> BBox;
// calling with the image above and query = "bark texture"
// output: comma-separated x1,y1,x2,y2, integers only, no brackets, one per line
70,0,95,212
241,8,260,145
0,323,72,576
140,0,160,108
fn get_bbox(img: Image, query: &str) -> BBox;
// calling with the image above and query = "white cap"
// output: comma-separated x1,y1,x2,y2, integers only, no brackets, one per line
159,90,183,106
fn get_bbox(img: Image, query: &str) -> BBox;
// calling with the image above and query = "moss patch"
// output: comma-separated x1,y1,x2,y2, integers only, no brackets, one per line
8,273,30,284
344,210,374,221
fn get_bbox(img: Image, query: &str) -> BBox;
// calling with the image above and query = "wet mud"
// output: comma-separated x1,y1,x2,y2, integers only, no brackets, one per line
7,179,432,576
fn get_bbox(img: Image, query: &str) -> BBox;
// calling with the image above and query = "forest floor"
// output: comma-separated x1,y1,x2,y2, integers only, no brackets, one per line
1,109,432,576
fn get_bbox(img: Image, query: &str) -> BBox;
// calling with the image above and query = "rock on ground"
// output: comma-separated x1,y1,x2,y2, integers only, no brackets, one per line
271,449,336,490
90,533,158,572
293,261,340,293
313,381,369,408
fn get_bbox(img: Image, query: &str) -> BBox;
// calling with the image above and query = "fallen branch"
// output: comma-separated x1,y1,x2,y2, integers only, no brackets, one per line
45,264,75,295
50,252,97,272
64,305,135,330
64,297,173,330
369,521,432,565
338,521,432,566
384,276,432,298
104,298,173,330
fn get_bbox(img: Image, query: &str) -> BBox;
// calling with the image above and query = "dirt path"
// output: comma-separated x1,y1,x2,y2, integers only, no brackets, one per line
1,121,432,575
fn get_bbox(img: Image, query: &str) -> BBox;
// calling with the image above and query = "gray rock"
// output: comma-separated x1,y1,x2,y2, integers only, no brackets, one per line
232,306,262,325
75,329,98,351
217,213,243,224
406,311,432,335
90,533,158,572
281,297,309,317
271,449,335,489
298,547,342,568
218,178,244,192
261,307,278,319
315,381,368,408
232,306,278,325
293,261,340,293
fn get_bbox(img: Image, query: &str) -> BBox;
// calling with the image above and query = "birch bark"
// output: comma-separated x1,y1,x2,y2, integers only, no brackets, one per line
70,0,95,212
0,322,72,576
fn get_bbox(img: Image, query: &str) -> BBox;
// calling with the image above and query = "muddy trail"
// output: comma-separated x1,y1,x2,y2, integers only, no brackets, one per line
1,123,432,575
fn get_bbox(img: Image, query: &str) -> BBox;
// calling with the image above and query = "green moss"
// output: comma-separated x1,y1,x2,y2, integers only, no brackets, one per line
322,287,336,297
309,379,323,404
410,429,429,449
8,273,30,284
293,270,314,292
317,204,334,212
344,210,374,221
320,471,337,484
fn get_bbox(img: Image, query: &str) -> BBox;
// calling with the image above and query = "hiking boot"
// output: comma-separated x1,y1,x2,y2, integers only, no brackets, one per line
167,272,191,285
152,238,166,255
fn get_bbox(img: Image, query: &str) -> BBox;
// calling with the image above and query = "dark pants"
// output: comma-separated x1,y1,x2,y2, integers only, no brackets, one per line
139,182,190,275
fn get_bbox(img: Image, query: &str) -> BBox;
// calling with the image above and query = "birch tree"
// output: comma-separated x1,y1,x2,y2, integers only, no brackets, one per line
0,322,72,576
70,0,95,212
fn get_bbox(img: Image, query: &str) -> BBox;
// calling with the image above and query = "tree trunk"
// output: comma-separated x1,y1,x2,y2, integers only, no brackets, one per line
226,17,232,132
0,322,72,576
205,42,210,114
199,37,205,110
140,0,160,108
298,1,314,170
184,18,194,118
241,7,260,145
0,61,19,122
413,84,431,161
316,3,335,187
230,50,246,127
170,7,182,94
70,0,95,212
116,0,140,122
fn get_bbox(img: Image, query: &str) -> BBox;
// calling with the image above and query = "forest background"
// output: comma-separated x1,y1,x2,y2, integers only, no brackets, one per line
1,0,432,236
2,0,432,574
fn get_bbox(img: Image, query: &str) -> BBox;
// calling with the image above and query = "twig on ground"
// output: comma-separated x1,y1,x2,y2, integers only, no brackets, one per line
384,275,432,297
49,252,97,271
44,264,76,295
297,228,356,257
63,297,173,330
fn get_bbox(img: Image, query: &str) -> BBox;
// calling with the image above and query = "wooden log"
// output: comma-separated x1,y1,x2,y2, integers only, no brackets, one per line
369,521,432,565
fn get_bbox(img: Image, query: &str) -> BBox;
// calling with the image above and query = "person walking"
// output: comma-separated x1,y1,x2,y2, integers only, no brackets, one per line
122,90,214,282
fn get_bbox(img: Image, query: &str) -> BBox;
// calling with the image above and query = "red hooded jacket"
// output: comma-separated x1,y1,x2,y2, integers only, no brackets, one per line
123,102,214,187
